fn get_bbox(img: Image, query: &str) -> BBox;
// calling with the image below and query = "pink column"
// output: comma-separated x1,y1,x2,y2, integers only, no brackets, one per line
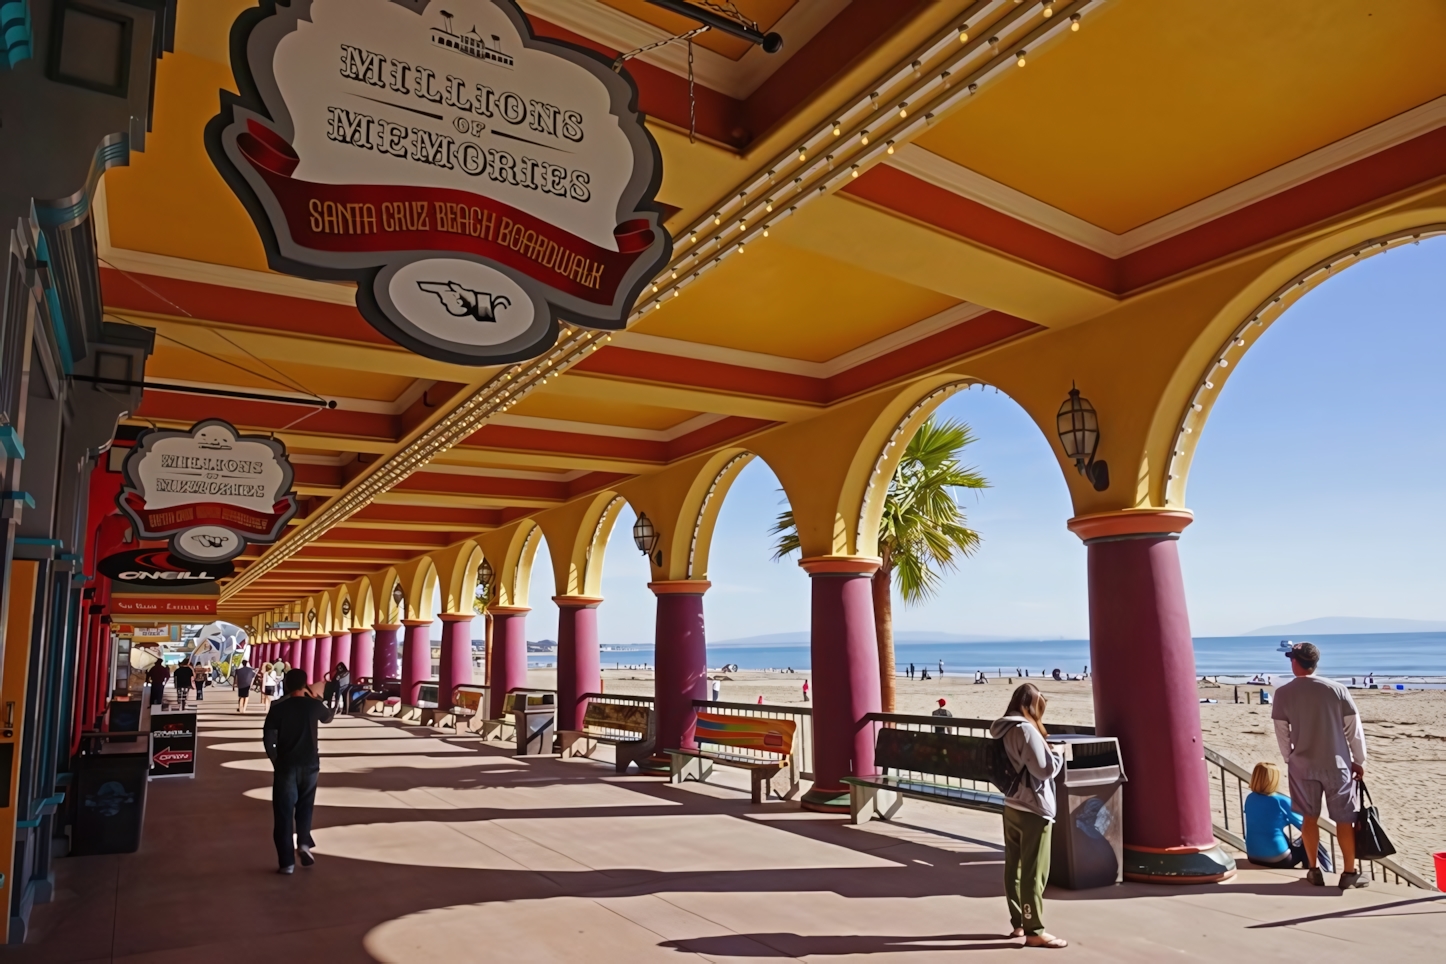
315,634,334,685
299,636,317,682
331,631,352,676
1070,510,1231,882
486,606,529,718
373,625,401,679
801,558,882,813
649,581,709,755
351,629,375,680
438,614,475,708
287,638,302,669
399,619,432,705
554,596,602,732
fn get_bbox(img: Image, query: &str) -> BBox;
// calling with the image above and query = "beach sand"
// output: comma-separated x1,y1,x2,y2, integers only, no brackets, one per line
532,667,1446,882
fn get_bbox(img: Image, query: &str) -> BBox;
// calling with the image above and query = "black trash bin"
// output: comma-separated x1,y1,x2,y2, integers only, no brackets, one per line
1047,735,1126,889
72,735,151,855
512,695,555,756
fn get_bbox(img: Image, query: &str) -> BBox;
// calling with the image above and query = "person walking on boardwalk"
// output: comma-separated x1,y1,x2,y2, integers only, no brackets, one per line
263,668,334,875
233,660,257,713
173,659,194,710
146,659,170,706
1273,642,1369,889
990,683,1067,948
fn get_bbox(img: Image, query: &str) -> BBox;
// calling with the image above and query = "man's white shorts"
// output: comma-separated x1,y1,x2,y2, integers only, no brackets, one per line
1288,768,1356,824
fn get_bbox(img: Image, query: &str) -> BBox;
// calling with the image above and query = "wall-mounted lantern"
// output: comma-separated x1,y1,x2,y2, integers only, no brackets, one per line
632,511,663,567
1057,384,1110,491
392,582,406,620
475,557,494,612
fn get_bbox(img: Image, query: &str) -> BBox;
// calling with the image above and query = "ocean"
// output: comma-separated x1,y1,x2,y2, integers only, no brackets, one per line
538,631,1446,678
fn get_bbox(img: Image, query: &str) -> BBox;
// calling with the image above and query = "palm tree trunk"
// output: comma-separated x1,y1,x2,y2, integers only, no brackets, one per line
872,556,896,713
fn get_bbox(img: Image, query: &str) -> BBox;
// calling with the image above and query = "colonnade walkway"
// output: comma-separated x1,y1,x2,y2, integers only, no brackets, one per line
14,698,1445,962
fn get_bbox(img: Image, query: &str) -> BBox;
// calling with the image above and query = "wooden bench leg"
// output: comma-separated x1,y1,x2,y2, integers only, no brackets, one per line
876,788,903,821
850,784,874,825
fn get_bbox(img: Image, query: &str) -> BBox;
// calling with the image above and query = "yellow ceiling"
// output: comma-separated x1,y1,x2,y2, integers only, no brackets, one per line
632,238,959,362
506,391,700,430
145,344,417,402
916,0,1446,233
598,0,796,62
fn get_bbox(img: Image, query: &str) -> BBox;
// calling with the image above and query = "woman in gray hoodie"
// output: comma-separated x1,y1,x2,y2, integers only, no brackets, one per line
989,683,1067,948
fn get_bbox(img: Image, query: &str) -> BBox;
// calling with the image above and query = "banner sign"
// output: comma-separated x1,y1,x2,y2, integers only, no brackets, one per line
110,596,219,617
98,549,235,588
117,420,297,563
206,0,670,365
149,711,198,779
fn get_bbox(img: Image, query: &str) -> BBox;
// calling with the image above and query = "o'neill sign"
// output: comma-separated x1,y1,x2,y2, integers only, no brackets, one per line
207,0,670,365
117,420,298,564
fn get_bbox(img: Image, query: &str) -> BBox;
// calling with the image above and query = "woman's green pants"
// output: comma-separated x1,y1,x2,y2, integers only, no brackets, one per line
1003,808,1053,936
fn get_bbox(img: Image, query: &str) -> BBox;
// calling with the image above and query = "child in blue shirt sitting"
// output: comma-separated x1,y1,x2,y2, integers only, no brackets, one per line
1244,761,1331,870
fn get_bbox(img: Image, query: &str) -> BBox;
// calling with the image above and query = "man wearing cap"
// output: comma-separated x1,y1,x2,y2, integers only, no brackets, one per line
932,697,954,734
1272,642,1369,889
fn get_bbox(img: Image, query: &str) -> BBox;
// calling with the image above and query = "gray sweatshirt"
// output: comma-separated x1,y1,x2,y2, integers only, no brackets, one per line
990,715,1066,821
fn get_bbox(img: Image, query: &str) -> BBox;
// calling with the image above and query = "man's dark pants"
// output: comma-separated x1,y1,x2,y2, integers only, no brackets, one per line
272,765,320,868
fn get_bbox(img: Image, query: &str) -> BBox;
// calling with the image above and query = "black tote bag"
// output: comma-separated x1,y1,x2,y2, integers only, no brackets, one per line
1352,779,1396,860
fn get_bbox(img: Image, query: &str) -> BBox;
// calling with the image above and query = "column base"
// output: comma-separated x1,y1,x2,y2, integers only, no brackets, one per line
1123,844,1235,884
800,787,852,813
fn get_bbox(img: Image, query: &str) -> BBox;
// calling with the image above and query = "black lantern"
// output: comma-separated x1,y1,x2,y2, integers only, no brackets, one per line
307,609,317,628
392,582,406,619
341,598,351,619
632,511,663,566
1057,384,1110,491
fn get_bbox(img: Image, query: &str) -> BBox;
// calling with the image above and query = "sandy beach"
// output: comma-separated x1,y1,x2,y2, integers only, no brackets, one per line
522,667,1446,882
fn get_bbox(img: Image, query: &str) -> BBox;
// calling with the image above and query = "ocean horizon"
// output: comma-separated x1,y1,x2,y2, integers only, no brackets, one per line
530,630,1446,677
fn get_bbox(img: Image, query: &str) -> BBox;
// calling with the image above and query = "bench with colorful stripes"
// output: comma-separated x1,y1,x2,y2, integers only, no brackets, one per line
667,712,799,803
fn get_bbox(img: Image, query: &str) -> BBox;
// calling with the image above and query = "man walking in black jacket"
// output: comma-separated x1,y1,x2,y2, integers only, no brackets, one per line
263,668,333,874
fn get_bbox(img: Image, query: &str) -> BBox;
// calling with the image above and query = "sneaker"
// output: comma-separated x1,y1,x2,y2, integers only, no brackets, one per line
1305,867,1325,886
1338,871,1368,889
298,845,315,867
278,865,294,875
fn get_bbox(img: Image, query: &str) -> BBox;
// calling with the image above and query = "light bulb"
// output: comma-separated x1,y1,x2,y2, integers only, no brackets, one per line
1015,51,1027,67
860,130,869,145
737,243,745,254
898,103,908,118
762,226,769,237
671,269,677,279
797,147,807,162
958,25,969,43
850,165,860,177
1043,3,1053,17
672,288,680,297
765,199,774,212
1070,14,1080,30
712,213,721,225
886,141,895,154
832,122,841,136
738,219,746,230
689,234,697,244
651,282,658,292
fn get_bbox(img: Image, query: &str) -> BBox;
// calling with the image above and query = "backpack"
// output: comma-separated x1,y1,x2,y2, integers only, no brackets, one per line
989,724,1027,795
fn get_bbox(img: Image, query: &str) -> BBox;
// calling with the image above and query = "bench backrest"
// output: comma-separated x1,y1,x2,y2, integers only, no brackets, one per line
582,701,651,734
874,727,995,783
453,687,484,712
695,713,795,756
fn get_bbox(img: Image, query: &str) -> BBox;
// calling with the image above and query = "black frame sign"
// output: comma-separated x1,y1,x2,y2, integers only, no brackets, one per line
206,0,671,365
149,711,198,779
117,419,298,564
98,549,235,588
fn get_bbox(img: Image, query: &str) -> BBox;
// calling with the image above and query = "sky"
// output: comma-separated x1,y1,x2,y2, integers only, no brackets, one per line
497,236,1446,646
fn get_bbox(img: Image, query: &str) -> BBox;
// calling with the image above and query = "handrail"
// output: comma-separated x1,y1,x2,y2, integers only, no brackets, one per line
695,699,811,716
1203,744,1431,889
579,691,653,705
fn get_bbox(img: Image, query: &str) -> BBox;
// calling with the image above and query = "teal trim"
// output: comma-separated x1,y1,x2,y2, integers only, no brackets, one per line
58,552,80,562
55,773,71,786
1,1,31,70
33,235,75,375
15,538,61,548
15,818,39,829
3,491,35,508
37,792,64,813
0,425,23,459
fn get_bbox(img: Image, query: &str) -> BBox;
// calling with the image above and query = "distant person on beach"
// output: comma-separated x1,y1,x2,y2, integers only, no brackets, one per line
710,678,721,702
991,683,1067,948
801,679,809,701
909,663,915,680
932,698,953,733
1243,761,1331,871
921,668,931,680
1273,642,1368,889
939,659,945,677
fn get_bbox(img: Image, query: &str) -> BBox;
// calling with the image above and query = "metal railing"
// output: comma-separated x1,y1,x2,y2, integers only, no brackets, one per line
863,712,1001,797
577,691,655,741
694,699,814,779
1204,745,1431,889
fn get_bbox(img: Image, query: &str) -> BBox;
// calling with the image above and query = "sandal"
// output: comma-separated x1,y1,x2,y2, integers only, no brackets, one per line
1011,929,1025,939
1025,934,1068,948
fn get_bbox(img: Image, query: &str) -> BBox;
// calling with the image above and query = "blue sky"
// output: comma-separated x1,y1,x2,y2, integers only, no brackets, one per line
509,236,1446,645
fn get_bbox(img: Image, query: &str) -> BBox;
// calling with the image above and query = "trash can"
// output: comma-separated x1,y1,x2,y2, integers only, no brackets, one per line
512,695,555,756
72,736,151,855
1048,735,1126,889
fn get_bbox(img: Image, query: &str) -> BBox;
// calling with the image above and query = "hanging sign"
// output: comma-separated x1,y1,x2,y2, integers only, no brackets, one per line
116,420,298,564
206,0,670,365
110,597,219,617
98,549,235,588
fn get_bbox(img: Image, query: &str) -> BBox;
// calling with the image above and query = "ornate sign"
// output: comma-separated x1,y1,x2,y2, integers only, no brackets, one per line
207,0,670,365
98,549,235,588
117,420,298,563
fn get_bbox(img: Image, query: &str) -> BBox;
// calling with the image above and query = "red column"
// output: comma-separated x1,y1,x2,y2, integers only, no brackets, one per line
330,631,351,678
486,606,529,718
399,619,432,706
351,629,375,680
285,639,300,668
438,614,474,709
300,636,317,683
554,596,602,732
373,625,401,679
315,634,334,686
1069,509,1231,882
800,557,882,813
649,581,709,755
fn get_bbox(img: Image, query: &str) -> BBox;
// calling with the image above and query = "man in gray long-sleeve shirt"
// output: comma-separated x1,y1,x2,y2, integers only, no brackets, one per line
1272,642,1368,889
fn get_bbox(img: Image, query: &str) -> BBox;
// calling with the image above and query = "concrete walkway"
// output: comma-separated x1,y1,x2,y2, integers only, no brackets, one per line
14,698,1445,961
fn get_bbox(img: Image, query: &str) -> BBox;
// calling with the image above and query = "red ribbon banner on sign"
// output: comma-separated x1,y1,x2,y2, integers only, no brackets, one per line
121,492,292,537
238,121,654,306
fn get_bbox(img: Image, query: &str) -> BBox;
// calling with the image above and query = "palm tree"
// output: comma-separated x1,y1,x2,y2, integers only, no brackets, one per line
771,415,988,711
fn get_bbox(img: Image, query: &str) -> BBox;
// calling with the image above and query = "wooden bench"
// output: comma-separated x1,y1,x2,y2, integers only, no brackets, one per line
842,727,1007,824
667,712,799,803
360,678,402,715
558,701,655,773
479,690,555,741
447,685,487,732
